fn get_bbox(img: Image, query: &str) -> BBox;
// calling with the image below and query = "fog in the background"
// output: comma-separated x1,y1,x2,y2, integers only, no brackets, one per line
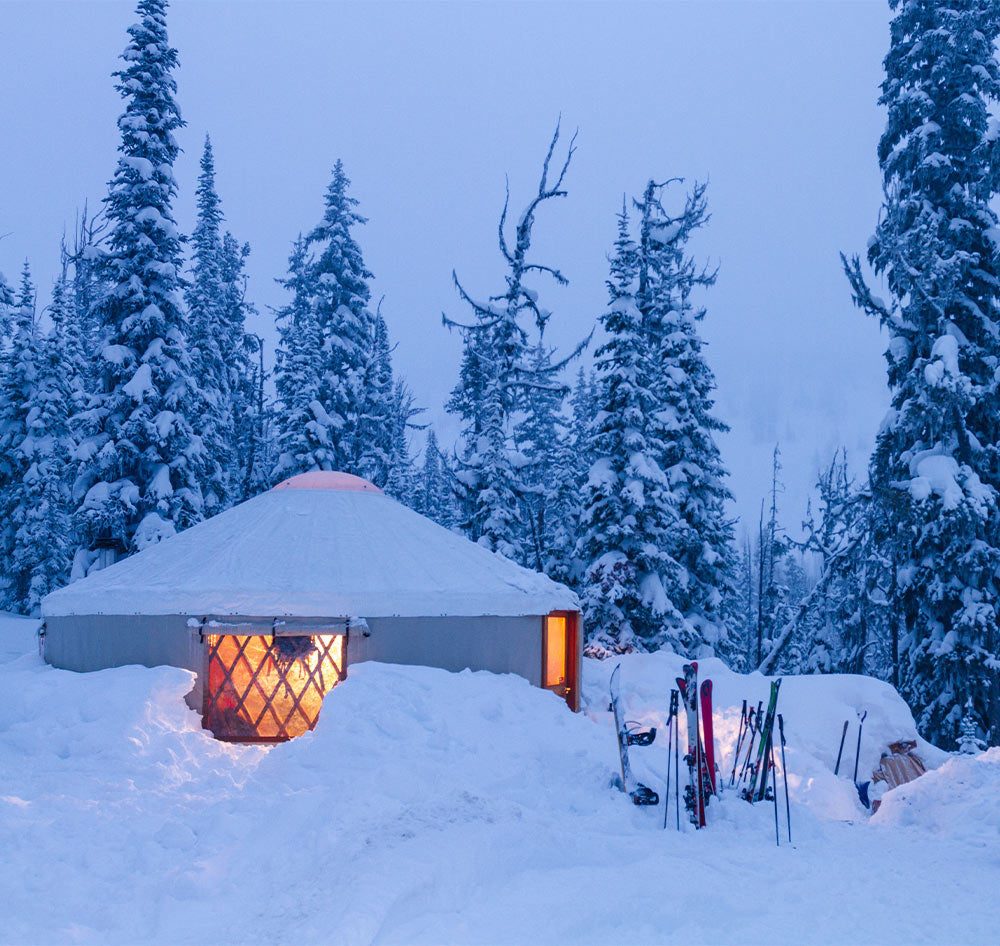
1,0,892,538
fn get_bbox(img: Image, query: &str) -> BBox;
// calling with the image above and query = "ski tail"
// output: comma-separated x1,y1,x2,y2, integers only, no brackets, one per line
700,679,717,796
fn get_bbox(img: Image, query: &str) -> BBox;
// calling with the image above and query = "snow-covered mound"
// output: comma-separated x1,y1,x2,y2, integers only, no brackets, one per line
584,652,948,822
0,636,995,945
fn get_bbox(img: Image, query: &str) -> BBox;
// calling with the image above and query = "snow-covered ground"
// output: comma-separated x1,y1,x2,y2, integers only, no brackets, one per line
1,611,997,945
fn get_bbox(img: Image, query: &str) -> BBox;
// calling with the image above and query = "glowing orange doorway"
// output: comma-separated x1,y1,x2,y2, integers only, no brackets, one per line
203,633,345,742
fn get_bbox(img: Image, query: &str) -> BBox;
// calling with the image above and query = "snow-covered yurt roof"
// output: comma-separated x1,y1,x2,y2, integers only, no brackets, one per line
41,472,578,618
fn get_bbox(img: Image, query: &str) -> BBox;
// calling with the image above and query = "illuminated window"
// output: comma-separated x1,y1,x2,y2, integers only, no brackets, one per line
545,615,567,688
203,634,344,742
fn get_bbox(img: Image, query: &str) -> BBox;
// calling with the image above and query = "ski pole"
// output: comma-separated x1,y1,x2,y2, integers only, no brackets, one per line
737,704,762,787
778,713,791,844
769,736,780,847
664,690,678,830
729,699,748,787
852,710,867,783
833,719,848,776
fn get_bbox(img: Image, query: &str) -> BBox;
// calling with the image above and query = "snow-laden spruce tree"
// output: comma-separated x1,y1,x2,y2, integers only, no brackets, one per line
218,232,262,499
844,0,1000,747
414,429,455,527
273,236,330,473
74,0,203,569
186,135,234,514
0,265,77,612
307,159,376,472
356,311,416,497
273,161,383,481
515,343,577,580
577,206,685,654
637,180,734,653
185,135,258,504
445,124,579,562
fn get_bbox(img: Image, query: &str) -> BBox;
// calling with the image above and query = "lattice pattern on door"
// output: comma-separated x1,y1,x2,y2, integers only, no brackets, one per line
203,634,345,742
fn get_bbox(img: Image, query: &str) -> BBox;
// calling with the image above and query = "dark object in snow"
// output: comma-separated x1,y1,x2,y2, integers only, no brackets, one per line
853,710,868,783
856,780,872,810
834,719,849,776
626,726,656,747
610,665,659,806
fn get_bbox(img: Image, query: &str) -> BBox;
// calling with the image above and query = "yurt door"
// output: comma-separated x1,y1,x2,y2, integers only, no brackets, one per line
543,611,579,711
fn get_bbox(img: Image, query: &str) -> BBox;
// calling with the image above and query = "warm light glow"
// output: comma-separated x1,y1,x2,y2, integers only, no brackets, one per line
545,615,567,687
204,634,344,742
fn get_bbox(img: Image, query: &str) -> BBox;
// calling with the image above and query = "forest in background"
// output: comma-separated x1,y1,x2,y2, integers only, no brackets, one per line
1,0,997,752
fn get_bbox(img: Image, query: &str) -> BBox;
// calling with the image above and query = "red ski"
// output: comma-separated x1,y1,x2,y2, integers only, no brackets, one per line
700,679,717,796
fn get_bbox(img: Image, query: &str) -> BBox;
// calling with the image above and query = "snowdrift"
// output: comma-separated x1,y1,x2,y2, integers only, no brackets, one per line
583,652,949,823
0,623,994,945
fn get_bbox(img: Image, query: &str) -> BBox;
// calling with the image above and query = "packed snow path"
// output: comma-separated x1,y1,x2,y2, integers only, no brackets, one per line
1,614,997,945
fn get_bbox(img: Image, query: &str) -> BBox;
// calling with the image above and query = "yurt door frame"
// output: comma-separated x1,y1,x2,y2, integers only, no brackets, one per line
197,616,351,743
543,611,580,711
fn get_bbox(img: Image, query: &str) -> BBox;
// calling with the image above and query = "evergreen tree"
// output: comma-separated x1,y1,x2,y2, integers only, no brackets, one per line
358,310,416,495
638,180,734,652
0,265,76,612
186,134,233,514
844,0,1000,747
755,447,796,667
577,206,684,654
273,161,383,481
307,159,376,472
415,429,455,527
445,124,579,561
958,698,987,754
796,452,886,675
516,343,577,579
74,0,203,568
273,236,329,475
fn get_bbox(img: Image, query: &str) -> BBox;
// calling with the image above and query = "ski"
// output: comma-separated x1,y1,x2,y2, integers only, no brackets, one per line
678,662,705,827
745,678,781,803
610,665,659,806
700,679,717,796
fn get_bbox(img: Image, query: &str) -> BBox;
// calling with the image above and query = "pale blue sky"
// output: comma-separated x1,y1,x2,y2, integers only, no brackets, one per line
1,0,892,536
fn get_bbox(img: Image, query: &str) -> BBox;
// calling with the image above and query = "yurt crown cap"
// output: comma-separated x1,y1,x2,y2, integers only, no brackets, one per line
271,471,383,493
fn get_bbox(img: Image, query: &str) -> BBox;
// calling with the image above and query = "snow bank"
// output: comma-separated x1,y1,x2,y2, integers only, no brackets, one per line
583,652,946,822
0,636,993,945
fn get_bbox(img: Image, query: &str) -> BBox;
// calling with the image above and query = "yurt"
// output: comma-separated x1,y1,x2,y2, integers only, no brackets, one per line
40,472,582,741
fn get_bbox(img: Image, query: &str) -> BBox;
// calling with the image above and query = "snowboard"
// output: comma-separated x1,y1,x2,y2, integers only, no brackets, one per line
610,665,659,806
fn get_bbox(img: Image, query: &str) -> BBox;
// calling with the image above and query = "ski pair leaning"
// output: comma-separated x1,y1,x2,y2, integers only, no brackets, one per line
672,661,716,828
